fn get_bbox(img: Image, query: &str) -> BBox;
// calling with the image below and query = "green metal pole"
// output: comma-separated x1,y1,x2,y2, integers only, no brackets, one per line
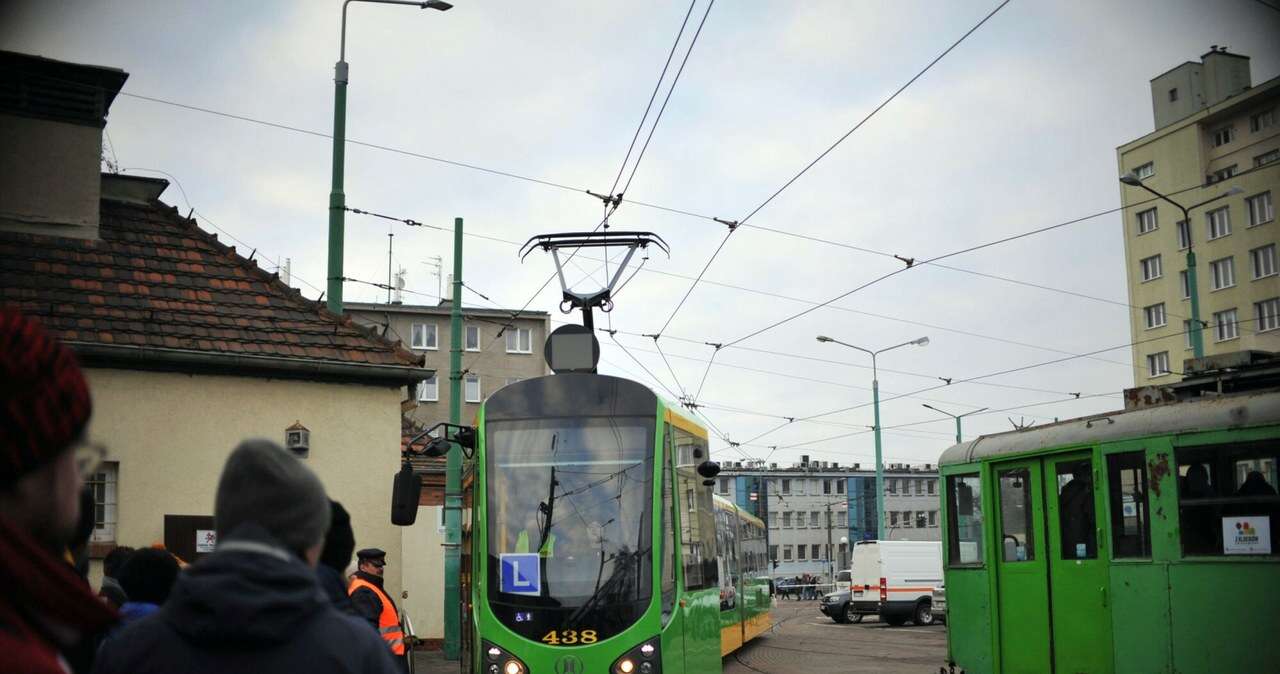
955,417,962,445
1186,248,1205,359
872,369,885,540
444,216,463,660
326,61,348,315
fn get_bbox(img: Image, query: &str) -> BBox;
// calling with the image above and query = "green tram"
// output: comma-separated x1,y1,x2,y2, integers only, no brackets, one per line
458,373,772,674
938,366,1280,673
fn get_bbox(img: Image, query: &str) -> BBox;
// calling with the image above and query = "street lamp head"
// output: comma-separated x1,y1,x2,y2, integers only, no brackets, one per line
816,335,833,343
1119,172,1142,186
421,0,452,9
913,336,930,347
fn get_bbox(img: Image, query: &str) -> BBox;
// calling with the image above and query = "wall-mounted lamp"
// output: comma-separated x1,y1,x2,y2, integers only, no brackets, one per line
285,420,310,457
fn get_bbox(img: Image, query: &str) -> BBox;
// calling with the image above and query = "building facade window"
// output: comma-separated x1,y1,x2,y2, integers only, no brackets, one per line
1168,88,1178,102
1211,125,1235,147
782,511,792,528
1252,244,1277,280
1213,309,1239,342
1256,149,1280,168
1136,208,1157,234
797,545,807,561
1147,351,1171,378
1250,108,1276,132
88,463,119,545
823,479,831,494
1180,270,1190,300
718,478,730,494
504,327,533,354
809,511,819,527
836,480,845,494
411,323,438,350
929,510,938,527
928,479,937,495
1206,207,1231,239
1140,255,1162,282
903,511,914,528
889,511,899,526
1210,257,1236,290
769,544,778,561
1134,162,1155,180
1176,219,1191,249
1209,165,1237,184
464,325,480,351
1256,298,1280,332
1144,303,1167,329
419,372,439,402
1247,191,1274,227
811,544,820,560
464,374,481,403
781,479,791,494
783,545,793,561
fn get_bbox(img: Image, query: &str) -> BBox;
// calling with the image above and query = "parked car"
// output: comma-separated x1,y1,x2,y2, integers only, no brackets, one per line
931,584,946,623
848,540,943,626
819,589,862,624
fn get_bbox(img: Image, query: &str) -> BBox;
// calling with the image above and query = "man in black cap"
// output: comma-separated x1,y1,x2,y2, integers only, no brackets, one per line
349,547,407,668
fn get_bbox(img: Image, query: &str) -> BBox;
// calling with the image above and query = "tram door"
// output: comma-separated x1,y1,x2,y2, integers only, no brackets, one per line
993,454,1113,673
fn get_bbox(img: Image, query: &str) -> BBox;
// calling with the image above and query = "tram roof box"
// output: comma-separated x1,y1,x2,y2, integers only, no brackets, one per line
1175,350,1280,400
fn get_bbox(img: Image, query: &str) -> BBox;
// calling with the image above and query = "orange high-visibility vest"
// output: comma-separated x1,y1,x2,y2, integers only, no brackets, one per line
348,577,406,656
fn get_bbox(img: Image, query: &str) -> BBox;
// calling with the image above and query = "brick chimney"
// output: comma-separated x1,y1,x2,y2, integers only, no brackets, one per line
0,51,128,240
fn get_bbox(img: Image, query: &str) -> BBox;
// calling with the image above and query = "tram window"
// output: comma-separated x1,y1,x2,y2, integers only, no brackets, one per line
660,429,676,624
1107,452,1151,558
1177,442,1278,556
998,469,1035,562
673,426,719,589
1056,459,1097,559
947,474,984,565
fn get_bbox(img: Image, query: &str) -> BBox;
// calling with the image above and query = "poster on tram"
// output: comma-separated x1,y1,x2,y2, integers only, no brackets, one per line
1222,517,1270,555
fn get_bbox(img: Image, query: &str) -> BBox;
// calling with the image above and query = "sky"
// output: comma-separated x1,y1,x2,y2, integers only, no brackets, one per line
4,0,1279,468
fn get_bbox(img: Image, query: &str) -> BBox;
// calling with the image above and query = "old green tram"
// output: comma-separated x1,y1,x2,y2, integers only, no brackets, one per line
459,373,771,674
938,361,1280,673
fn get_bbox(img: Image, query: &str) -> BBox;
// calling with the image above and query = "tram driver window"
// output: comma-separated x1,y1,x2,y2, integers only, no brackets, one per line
1177,442,1278,556
998,468,1035,562
947,474,984,566
1107,452,1151,558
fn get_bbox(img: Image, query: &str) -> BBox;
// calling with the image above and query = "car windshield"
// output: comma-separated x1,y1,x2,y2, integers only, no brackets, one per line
486,416,654,642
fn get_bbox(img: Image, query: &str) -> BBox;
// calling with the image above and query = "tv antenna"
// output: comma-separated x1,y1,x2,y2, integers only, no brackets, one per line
519,231,669,329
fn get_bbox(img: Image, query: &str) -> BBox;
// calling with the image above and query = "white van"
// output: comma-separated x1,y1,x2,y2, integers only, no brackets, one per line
847,540,943,626
834,568,852,593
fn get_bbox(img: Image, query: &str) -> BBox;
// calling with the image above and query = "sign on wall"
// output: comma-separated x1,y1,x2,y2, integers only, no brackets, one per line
196,529,217,553
1222,516,1270,555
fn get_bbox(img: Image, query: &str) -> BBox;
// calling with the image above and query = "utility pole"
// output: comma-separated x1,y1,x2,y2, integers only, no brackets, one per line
443,217,463,660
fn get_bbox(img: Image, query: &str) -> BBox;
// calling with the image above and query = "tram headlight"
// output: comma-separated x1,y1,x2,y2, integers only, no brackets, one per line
481,640,527,674
612,637,661,674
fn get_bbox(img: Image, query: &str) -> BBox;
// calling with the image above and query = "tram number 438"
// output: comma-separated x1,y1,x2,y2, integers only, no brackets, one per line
541,629,598,645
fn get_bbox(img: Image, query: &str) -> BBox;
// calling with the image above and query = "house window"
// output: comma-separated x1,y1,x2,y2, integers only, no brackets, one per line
823,479,831,495
1256,298,1280,332
418,372,439,402
1208,165,1237,184
717,478,730,494
504,327,533,354
928,479,936,495
780,479,791,495
811,544,820,560
464,325,480,351
929,510,937,527
88,463,119,544
769,544,778,561
1176,220,1191,249
1143,303,1167,329
809,511,819,527
1206,207,1231,239
1213,308,1239,342
1256,149,1280,168
1180,270,1190,300
1251,108,1276,132
1211,125,1235,147
1136,208,1157,234
904,511,914,528
1247,192,1274,227
1140,255,1162,282
797,545,807,561
1168,88,1178,102
1252,244,1277,280
836,480,845,494
464,374,481,403
887,479,897,494
1210,257,1236,290
889,511,899,526
782,511,792,528
411,323,438,350
1147,351,1171,378
783,545,793,561
1134,162,1155,180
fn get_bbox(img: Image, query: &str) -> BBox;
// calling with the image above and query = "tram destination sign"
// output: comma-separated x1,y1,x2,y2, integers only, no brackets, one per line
1222,517,1270,555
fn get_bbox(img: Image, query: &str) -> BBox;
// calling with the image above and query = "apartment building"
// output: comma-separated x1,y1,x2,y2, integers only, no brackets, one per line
1117,47,1280,386
347,301,550,427
718,457,941,581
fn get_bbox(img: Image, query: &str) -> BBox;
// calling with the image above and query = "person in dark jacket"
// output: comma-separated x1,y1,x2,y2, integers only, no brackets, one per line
91,439,398,674
98,546,136,610
114,547,180,626
0,309,118,674
318,499,357,616
349,547,409,671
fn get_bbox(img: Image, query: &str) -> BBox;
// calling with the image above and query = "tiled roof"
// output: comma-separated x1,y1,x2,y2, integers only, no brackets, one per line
0,187,426,374
403,416,446,473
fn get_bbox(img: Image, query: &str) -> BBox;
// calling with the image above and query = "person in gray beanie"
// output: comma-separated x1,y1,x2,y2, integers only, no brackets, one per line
92,440,398,674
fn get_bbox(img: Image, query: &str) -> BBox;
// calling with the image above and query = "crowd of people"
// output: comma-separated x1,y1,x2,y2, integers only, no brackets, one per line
0,309,411,674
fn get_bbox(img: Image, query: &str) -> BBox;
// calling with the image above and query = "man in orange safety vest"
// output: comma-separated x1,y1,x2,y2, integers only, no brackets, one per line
348,548,407,671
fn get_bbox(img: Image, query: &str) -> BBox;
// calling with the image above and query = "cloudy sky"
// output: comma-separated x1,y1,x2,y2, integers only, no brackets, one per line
4,0,1279,467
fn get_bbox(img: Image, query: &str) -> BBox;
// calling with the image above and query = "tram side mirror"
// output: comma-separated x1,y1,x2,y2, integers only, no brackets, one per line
697,460,721,479
391,461,422,526
423,436,452,458
957,483,974,516
454,426,476,449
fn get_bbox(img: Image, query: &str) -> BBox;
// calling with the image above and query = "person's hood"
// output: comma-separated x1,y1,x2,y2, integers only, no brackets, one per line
163,524,327,647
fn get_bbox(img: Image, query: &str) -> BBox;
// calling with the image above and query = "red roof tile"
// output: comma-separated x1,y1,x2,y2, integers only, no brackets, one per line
0,193,425,371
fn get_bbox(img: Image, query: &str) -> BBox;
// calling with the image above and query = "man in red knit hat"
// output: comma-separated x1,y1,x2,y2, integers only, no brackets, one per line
0,308,117,673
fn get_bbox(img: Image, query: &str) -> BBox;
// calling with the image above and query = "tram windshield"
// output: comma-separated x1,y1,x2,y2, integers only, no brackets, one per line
486,416,654,642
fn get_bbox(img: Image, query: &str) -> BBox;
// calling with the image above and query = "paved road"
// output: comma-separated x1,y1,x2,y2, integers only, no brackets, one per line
724,601,948,674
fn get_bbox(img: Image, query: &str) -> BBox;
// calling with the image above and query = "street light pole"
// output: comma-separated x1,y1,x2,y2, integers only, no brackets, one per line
327,0,451,315
921,404,990,444
1119,174,1242,359
816,335,928,539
